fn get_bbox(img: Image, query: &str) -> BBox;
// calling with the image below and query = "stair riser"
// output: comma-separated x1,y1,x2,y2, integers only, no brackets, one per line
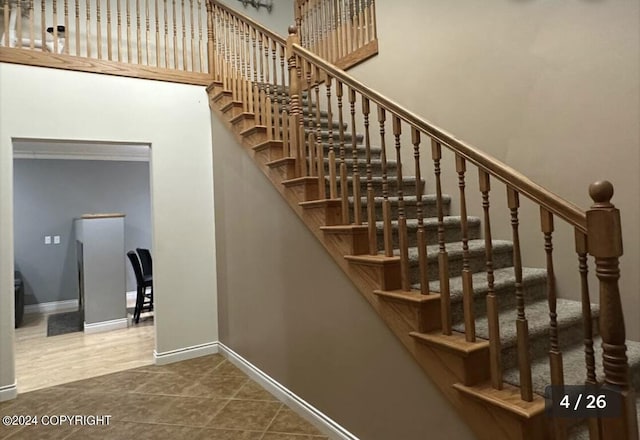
377,221,482,250
409,245,514,284
334,179,424,198
449,278,548,326
354,198,452,220
323,159,398,175
501,316,600,372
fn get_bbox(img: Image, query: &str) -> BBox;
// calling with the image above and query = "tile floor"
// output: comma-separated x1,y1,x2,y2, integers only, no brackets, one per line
0,354,330,440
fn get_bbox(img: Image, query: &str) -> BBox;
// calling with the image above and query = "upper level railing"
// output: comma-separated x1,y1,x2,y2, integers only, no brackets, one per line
208,4,637,438
0,0,214,84
295,0,377,70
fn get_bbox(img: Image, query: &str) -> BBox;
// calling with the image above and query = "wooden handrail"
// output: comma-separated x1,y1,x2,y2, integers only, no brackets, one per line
210,0,286,46
291,42,587,232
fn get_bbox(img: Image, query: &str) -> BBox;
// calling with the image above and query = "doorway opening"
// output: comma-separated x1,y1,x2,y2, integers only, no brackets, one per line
12,138,155,393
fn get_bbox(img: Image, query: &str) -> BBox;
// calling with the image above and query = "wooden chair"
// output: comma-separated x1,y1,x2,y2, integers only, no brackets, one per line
126,251,153,324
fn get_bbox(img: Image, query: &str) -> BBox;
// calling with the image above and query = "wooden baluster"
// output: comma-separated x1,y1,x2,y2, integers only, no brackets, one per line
145,0,150,64
86,0,91,57
408,130,426,293
266,95,273,141
541,207,567,439
456,155,475,342
180,0,186,69
326,76,337,199
107,0,113,60
432,141,448,307
576,230,597,386
96,0,101,59
349,88,362,225
172,0,178,68
586,181,638,440
286,28,303,176
63,0,69,53
363,98,377,253
135,0,141,63
282,110,290,156
362,0,369,44
245,24,253,113
126,0,131,62
575,230,601,440
53,0,58,53
116,0,122,60
340,0,347,59
393,117,410,291
263,34,270,106
15,0,22,49
370,0,377,40
280,44,286,123
305,62,315,177
3,0,9,48
189,0,195,71
507,187,533,402
153,0,159,65
378,107,392,257
322,0,329,60
479,170,502,389
207,1,214,76
314,66,326,198
337,81,349,223
162,0,169,67
242,22,249,111
76,0,81,55
198,0,203,72
41,1,46,52
29,0,35,50
272,40,280,140
230,17,237,101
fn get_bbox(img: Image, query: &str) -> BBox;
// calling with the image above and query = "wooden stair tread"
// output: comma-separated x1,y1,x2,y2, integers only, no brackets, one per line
299,198,342,208
266,157,295,168
230,112,255,123
410,330,489,356
344,254,400,265
374,289,439,304
282,176,318,186
453,381,546,419
319,225,369,233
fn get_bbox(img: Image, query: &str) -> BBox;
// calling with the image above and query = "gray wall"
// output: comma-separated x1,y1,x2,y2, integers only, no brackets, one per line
13,159,151,305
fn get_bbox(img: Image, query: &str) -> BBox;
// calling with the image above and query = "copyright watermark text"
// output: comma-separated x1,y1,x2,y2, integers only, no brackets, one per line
2,414,112,427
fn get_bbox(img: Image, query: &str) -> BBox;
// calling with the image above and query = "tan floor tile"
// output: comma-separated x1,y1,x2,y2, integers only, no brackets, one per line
86,370,150,394
208,400,282,431
0,387,75,416
266,408,323,436
261,434,329,440
154,396,227,427
195,428,264,440
234,381,279,402
133,371,200,396
63,421,139,440
0,423,77,440
106,393,175,423
186,374,249,399
163,354,226,377
212,360,248,377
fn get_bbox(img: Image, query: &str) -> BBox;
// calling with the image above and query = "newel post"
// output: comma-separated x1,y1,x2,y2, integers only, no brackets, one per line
206,0,216,79
586,181,639,440
286,25,302,175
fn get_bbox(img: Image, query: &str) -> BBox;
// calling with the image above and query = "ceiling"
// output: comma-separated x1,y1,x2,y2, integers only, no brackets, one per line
12,139,150,162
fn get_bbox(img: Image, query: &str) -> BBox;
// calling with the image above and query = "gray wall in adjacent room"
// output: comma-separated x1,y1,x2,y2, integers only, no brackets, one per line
13,159,151,305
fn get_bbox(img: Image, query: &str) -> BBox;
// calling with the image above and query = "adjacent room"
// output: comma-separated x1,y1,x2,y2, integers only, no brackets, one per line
12,139,155,392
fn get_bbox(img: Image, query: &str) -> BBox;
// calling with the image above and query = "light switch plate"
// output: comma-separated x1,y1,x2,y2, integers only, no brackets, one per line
54,236,61,244
44,236,51,244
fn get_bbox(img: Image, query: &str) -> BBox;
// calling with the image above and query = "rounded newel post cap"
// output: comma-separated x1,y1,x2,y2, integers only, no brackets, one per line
288,25,298,35
589,180,614,206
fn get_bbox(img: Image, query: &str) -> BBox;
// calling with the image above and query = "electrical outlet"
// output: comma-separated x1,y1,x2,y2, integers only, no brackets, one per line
54,235,61,244
44,236,51,244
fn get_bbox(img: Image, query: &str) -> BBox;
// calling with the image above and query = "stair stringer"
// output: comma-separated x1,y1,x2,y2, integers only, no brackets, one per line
207,83,549,440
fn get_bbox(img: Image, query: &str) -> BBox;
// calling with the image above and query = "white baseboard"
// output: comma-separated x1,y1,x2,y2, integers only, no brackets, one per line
218,342,358,440
153,341,219,366
0,382,17,402
83,317,128,334
24,299,79,315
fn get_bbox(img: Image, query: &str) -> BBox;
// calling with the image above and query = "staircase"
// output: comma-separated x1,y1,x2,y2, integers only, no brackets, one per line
206,2,640,439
